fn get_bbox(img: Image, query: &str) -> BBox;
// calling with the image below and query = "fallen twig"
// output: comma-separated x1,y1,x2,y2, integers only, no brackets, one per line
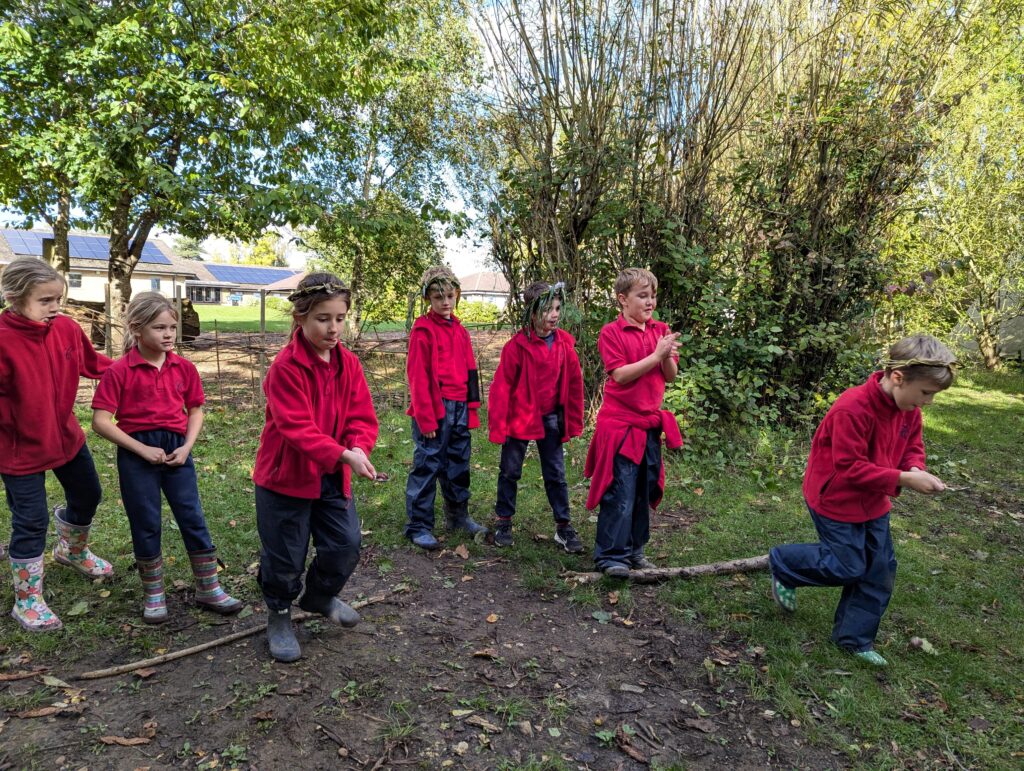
563,554,769,584
74,588,408,681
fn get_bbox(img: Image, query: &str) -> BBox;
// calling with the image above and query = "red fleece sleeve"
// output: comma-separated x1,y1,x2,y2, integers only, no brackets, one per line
899,411,927,471
339,357,379,457
264,362,345,471
565,344,585,438
77,324,112,380
830,410,902,496
487,340,521,444
407,326,439,434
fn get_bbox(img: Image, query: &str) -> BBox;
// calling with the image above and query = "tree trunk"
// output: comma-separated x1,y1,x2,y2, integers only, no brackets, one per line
51,191,72,274
976,309,1001,369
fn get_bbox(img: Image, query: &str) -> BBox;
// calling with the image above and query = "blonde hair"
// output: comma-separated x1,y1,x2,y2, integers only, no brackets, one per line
1,257,65,309
288,272,351,336
124,292,177,355
614,268,657,302
883,334,957,389
420,265,460,301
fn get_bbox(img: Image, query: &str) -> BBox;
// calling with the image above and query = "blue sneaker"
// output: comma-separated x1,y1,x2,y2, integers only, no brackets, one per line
410,531,440,551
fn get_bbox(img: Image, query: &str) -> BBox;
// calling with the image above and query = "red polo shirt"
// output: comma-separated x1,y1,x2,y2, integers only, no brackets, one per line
598,315,677,415
92,347,205,435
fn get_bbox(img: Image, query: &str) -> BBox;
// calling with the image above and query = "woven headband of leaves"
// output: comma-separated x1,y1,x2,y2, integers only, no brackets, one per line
523,282,566,335
882,357,959,371
422,276,460,298
288,283,347,302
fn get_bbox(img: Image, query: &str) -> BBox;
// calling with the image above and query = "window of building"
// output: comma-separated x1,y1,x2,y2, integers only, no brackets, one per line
188,286,221,304
150,278,161,292
68,273,82,288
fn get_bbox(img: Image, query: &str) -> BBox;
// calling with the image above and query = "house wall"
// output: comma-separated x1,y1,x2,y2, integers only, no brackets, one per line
462,291,508,310
66,270,188,303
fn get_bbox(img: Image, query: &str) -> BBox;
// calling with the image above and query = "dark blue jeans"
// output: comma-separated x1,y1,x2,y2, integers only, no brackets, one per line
495,413,570,523
2,443,101,559
117,430,213,560
593,429,661,570
404,399,471,537
769,505,897,652
255,474,362,612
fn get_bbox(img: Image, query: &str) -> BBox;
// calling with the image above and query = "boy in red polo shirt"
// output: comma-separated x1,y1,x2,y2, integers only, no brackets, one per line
93,292,241,624
768,335,955,667
404,265,486,550
585,268,683,577
488,282,585,552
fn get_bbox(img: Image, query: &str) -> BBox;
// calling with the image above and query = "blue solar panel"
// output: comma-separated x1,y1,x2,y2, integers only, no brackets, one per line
0,229,171,265
205,264,298,285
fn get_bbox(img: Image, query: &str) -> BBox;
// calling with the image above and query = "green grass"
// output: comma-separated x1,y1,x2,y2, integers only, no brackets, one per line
193,304,406,334
2,370,1021,768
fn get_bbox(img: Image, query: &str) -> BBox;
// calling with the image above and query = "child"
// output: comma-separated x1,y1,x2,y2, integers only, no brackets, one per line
768,335,955,667
404,266,486,549
252,273,378,663
92,292,241,624
0,257,113,632
585,268,682,577
487,281,585,552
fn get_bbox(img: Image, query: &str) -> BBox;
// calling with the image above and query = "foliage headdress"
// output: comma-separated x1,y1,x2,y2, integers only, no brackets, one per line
522,281,566,337
420,266,461,307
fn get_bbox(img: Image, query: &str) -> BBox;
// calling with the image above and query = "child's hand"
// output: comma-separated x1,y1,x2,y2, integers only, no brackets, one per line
342,448,377,480
900,469,945,494
655,332,682,360
164,447,191,467
422,429,437,439
139,445,167,465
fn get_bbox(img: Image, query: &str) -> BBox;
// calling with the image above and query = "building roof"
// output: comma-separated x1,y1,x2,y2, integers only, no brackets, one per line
459,271,510,294
187,262,299,289
264,272,305,292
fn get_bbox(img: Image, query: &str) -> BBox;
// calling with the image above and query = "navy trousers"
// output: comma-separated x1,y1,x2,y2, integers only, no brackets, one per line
593,429,661,570
116,430,214,560
770,505,897,652
2,443,101,559
495,412,570,523
255,474,361,612
404,399,471,537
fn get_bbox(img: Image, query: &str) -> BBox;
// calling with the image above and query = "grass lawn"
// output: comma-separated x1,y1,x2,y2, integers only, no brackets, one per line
2,370,1021,767
193,304,406,334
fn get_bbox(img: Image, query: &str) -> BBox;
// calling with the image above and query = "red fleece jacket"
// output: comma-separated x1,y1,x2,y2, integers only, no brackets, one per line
253,331,378,499
803,371,927,523
488,328,584,444
0,311,111,475
405,311,480,434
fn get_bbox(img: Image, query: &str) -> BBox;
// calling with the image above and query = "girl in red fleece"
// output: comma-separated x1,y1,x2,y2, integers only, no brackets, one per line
0,257,113,632
768,335,955,667
404,265,486,550
252,273,379,663
487,281,585,552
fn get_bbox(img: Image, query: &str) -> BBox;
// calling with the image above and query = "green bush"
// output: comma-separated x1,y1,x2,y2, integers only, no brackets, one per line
457,300,502,325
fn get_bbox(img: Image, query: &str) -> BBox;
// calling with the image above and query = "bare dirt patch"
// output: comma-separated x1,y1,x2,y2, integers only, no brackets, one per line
1,548,844,770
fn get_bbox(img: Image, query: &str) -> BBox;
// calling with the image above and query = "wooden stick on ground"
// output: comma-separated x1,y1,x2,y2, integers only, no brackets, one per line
563,554,769,585
75,589,406,681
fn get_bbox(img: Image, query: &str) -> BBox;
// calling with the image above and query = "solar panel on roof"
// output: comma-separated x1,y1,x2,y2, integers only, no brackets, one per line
0,229,171,265
205,264,297,285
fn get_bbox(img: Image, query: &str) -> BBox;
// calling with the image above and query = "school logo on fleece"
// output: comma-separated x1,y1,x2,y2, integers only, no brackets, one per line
899,421,910,439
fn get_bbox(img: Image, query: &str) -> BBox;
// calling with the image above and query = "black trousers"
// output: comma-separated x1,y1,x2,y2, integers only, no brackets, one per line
255,474,361,612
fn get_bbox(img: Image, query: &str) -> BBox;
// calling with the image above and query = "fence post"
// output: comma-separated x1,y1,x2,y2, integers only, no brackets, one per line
103,283,113,359
258,289,267,397
174,285,183,344
214,319,222,402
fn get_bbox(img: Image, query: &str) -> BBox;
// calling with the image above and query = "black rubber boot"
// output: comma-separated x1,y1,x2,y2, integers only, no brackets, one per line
266,607,301,663
444,500,488,537
298,593,360,628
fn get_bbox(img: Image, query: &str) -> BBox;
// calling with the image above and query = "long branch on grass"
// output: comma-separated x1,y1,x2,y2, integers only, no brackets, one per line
563,555,769,584
74,588,408,681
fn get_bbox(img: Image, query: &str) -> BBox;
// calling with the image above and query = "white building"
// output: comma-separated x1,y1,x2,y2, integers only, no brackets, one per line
458,271,511,309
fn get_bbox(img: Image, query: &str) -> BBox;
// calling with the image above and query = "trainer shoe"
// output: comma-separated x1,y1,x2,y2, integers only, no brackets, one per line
603,564,630,578
770,572,796,613
853,649,888,667
628,555,657,570
554,524,584,554
493,519,514,547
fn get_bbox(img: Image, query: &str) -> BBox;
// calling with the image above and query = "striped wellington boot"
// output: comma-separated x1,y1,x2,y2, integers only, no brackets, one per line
188,550,242,615
136,555,168,624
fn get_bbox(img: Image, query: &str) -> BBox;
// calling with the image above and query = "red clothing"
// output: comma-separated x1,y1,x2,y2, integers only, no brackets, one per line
253,331,378,499
405,311,480,434
0,311,111,475
488,328,584,444
584,316,683,510
584,405,683,510
803,371,927,523
599,315,678,415
92,347,204,435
